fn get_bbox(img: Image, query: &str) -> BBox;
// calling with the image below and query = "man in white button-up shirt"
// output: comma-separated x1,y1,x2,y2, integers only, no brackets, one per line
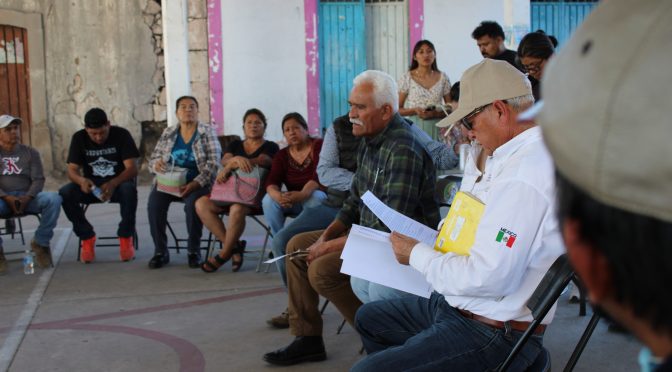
351,59,565,371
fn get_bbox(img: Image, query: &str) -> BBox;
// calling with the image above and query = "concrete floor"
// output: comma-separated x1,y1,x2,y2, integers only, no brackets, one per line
0,186,642,372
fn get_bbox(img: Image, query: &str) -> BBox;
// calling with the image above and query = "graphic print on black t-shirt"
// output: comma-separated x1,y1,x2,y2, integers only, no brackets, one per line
88,154,117,177
67,126,140,181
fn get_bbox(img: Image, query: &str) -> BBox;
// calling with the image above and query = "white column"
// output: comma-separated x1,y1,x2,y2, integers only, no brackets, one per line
162,0,191,127
504,0,531,48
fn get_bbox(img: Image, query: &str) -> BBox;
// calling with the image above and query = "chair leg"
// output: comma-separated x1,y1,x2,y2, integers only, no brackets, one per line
166,220,180,253
337,318,347,334
563,312,600,372
320,299,330,315
256,230,271,273
17,217,25,245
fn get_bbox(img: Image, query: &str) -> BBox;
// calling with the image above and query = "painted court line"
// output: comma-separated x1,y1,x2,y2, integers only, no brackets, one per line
0,227,71,371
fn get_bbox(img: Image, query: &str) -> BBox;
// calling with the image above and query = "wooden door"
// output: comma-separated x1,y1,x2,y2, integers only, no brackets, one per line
0,25,31,145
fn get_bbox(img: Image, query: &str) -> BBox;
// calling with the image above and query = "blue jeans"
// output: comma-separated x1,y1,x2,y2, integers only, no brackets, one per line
0,191,62,247
59,181,137,239
270,201,339,287
352,292,543,372
261,190,327,235
147,185,210,255
350,277,414,303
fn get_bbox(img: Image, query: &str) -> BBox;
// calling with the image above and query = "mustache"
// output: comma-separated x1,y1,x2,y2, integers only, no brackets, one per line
350,118,363,126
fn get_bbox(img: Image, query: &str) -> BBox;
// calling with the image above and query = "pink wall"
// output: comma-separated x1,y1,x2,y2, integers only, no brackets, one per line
303,0,321,137
207,0,224,135
409,0,425,52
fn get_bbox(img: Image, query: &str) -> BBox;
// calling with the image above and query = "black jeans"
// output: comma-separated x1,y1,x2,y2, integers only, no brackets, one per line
59,180,137,239
147,185,210,256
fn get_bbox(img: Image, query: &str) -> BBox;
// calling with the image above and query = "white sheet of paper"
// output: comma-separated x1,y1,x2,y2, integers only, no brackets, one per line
264,254,287,264
361,190,438,246
340,224,433,298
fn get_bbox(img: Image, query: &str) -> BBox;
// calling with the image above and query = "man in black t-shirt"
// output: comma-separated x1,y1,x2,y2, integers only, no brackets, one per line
472,21,523,72
59,108,140,263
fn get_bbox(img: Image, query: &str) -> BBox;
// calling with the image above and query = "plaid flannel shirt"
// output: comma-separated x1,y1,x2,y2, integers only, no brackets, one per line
148,121,221,188
337,113,440,231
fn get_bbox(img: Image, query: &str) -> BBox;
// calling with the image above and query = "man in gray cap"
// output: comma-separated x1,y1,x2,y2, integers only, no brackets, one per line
537,0,672,369
351,59,565,371
0,115,62,274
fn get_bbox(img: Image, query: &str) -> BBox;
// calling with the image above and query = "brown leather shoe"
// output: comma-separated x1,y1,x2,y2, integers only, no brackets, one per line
266,309,290,329
31,240,52,268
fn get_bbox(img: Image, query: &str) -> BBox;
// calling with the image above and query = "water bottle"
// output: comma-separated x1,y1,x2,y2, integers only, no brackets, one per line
23,249,35,275
92,186,108,203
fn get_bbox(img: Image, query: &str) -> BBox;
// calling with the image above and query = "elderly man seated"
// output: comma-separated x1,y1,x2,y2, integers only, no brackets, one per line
351,59,565,371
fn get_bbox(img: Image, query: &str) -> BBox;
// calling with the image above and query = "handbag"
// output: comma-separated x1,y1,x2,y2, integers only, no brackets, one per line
155,155,189,197
210,166,268,207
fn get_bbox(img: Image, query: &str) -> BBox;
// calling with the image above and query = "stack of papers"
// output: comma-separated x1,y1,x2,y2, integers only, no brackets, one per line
340,191,438,298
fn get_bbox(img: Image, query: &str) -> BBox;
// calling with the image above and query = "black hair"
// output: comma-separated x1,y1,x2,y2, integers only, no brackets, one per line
281,112,308,132
517,31,555,60
243,108,268,128
84,108,108,128
175,96,199,111
472,21,505,40
556,171,672,336
409,39,439,71
449,81,460,102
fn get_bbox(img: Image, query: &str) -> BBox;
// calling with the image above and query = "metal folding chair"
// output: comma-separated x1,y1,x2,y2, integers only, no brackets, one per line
498,254,594,372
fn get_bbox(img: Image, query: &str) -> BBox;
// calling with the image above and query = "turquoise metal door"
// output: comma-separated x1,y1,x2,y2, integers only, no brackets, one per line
319,0,366,130
531,1,598,46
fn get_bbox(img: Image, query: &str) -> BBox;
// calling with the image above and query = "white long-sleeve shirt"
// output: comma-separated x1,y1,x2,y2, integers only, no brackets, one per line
409,126,565,323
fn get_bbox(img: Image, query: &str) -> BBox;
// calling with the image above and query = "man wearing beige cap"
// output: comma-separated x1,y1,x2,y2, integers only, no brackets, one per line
0,115,62,274
537,0,672,370
351,59,564,371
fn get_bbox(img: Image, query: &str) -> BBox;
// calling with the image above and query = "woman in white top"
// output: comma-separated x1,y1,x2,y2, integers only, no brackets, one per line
398,39,452,140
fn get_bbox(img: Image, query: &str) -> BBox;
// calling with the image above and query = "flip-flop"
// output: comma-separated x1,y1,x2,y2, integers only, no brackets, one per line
231,240,247,272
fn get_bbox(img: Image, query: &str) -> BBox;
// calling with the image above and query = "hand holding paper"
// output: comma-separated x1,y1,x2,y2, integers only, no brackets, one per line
390,231,419,265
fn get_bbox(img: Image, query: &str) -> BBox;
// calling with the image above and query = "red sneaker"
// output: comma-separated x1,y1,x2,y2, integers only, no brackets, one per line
81,237,96,263
119,237,135,262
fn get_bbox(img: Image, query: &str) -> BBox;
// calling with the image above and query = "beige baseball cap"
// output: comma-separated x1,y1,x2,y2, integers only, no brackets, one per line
539,0,672,222
437,59,532,128
0,114,22,129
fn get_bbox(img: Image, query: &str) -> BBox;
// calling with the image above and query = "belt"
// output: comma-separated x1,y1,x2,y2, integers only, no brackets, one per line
458,309,545,335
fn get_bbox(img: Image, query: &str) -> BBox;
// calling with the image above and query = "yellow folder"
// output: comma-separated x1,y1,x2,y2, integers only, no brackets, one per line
434,191,485,256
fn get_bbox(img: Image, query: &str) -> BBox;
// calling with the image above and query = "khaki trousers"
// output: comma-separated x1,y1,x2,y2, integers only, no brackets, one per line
286,230,363,336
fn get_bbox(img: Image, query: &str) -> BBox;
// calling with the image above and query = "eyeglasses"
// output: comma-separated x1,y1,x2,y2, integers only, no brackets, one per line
522,59,544,74
460,104,491,131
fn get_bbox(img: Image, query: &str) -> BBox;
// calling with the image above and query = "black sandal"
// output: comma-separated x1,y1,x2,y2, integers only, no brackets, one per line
201,253,231,273
231,240,247,272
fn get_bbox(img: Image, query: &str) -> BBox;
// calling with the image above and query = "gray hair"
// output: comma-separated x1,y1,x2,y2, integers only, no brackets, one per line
353,70,399,112
507,94,535,112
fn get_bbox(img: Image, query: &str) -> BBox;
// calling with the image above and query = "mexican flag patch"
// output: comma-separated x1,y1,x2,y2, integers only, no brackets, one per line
495,228,517,248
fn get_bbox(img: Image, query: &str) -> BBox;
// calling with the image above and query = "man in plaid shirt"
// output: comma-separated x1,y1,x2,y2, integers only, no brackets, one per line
263,70,439,366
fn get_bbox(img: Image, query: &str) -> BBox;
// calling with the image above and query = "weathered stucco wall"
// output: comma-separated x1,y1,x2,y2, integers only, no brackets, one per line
0,0,162,178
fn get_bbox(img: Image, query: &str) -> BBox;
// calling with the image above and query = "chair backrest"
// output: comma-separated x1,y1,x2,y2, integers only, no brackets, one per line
218,135,241,152
527,254,574,321
498,254,574,372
